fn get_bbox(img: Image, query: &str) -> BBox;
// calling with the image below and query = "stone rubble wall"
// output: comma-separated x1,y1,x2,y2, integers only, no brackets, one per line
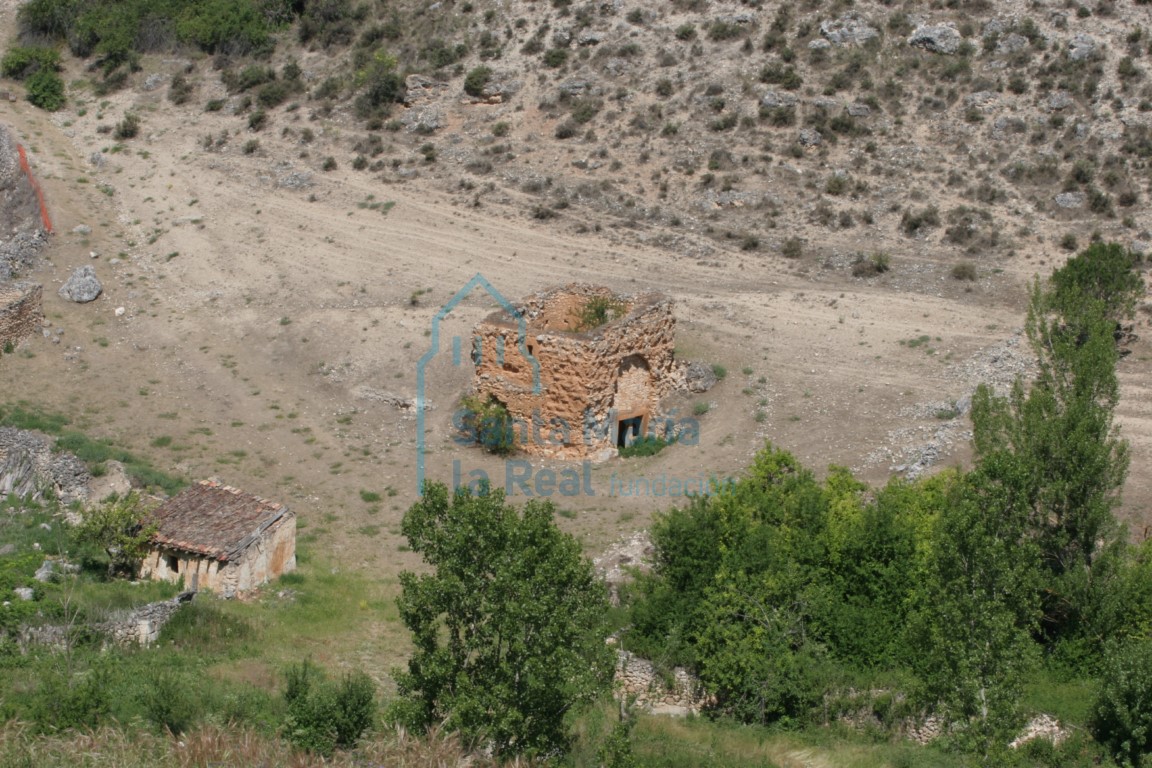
613,649,709,714
18,592,195,652
0,427,90,503
0,281,43,351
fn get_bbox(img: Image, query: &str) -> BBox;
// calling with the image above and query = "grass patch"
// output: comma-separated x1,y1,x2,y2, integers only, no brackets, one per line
0,403,183,494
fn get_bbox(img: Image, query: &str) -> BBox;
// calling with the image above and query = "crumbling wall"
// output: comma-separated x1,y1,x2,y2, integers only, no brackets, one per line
19,592,195,651
472,284,678,459
613,649,709,714
0,427,90,503
0,281,43,351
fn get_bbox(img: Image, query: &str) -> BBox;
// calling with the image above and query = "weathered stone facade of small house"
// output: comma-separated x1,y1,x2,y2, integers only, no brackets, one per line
141,481,296,596
471,284,679,459
0,281,42,351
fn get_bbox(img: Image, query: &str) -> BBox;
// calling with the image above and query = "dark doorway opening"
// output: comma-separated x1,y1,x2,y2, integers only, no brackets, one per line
617,415,643,448
167,554,179,573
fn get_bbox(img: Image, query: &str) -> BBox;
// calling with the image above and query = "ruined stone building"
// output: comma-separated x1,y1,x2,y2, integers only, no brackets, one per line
141,480,296,595
471,283,680,459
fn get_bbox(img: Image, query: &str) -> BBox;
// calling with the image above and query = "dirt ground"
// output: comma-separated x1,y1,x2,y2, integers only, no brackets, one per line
2,5,1152,673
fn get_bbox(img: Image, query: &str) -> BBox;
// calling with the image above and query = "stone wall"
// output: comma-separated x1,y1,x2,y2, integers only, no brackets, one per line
0,427,90,503
613,649,709,715
0,281,43,351
19,592,195,651
472,284,679,459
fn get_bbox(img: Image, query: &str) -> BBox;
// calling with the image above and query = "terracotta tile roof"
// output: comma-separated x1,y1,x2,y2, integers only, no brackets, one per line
149,480,291,561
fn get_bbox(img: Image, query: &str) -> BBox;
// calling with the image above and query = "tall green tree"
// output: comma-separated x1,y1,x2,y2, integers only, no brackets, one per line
907,458,1041,760
391,483,614,758
971,242,1139,653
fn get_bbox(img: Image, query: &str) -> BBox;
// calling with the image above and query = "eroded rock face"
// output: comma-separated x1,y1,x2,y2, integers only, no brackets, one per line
58,265,103,303
908,24,962,54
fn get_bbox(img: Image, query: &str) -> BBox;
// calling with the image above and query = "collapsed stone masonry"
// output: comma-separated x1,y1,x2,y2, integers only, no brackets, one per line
471,283,682,460
0,281,43,352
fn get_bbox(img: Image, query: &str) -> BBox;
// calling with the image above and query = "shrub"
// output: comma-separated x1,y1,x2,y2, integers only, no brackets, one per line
492,121,510,137
242,139,259,154
463,65,492,97
781,237,803,259
759,63,802,90
711,363,727,380
283,659,376,756
24,67,64,110
459,395,517,455
543,48,568,67
256,80,289,108
852,252,891,277
1092,639,1152,767
1,46,60,79
619,435,674,458
675,24,697,41
951,262,978,281
900,206,940,235
247,109,267,131
569,97,601,124
554,119,578,139
113,113,140,139
322,156,337,171
168,73,194,104
577,297,625,330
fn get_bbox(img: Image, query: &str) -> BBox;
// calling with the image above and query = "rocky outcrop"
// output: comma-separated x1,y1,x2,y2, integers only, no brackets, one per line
908,24,963,55
820,14,879,46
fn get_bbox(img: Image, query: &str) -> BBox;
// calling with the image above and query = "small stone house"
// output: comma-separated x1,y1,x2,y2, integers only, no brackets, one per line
141,480,296,595
471,283,680,459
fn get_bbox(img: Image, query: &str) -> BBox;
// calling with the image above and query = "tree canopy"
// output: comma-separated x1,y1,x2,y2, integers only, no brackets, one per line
391,482,614,758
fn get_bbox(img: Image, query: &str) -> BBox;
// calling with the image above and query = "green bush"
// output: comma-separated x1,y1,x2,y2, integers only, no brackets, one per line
576,296,625,330
24,67,64,110
543,47,568,68
1,46,60,79
459,395,517,455
619,435,674,458
463,65,491,97
283,659,376,756
1092,639,1152,767
113,113,140,140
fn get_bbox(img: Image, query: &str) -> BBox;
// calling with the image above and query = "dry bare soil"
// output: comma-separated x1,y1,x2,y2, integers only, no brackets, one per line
1,0,1152,679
